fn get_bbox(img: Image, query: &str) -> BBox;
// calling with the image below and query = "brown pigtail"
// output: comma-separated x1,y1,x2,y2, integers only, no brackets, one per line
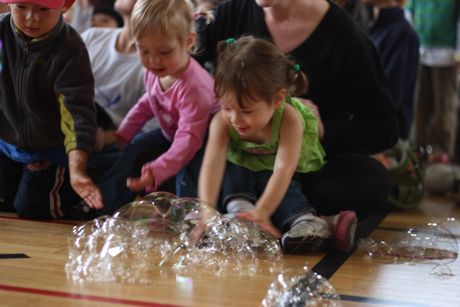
288,63,309,97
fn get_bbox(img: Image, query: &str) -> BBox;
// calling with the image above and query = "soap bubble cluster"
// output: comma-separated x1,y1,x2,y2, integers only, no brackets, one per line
66,192,282,283
262,265,341,307
360,220,458,276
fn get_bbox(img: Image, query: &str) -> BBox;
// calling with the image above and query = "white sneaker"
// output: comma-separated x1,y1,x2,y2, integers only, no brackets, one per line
281,216,332,254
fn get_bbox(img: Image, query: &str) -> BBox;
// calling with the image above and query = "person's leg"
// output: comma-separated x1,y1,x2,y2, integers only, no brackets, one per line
219,162,257,214
256,173,314,232
431,66,459,157
176,132,210,197
267,173,358,253
88,145,122,182
97,129,172,215
14,161,78,219
299,153,391,220
176,145,205,197
250,172,330,253
0,153,22,212
411,64,434,150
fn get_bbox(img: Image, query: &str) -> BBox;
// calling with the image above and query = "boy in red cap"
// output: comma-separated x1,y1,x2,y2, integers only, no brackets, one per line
0,0,103,219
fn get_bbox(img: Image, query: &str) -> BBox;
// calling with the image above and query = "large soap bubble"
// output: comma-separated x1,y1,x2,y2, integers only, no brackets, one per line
113,193,221,236
174,214,283,277
360,221,458,276
66,192,283,282
113,192,182,234
262,265,341,306
66,215,156,284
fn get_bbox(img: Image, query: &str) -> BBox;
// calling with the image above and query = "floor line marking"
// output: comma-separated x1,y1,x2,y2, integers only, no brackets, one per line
0,253,29,259
0,284,181,307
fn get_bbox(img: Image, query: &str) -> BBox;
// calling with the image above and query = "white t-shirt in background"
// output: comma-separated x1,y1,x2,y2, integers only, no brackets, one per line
81,27,155,129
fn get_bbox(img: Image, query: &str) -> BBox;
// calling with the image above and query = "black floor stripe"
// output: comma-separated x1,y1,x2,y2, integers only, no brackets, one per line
0,253,30,259
339,294,429,307
312,209,390,279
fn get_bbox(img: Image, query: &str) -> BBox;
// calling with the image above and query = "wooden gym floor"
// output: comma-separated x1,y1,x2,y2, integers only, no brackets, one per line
0,196,459,307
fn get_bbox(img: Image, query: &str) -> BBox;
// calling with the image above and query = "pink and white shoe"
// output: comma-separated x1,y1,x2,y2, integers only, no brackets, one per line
333,211,357,252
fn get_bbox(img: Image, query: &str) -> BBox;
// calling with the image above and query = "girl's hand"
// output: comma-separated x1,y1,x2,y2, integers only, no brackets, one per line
237,210,281,238
126,171,155,192
189,209,210,245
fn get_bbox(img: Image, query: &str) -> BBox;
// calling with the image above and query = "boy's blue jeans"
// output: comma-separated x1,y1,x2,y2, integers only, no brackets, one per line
221,162,314,232
93,129,176,216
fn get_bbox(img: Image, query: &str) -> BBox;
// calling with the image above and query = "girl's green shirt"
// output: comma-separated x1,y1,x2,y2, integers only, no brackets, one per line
227,97,325,173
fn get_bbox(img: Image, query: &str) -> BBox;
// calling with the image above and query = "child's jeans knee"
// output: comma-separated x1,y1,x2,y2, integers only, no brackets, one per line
14,162,75,219
176,167,197,197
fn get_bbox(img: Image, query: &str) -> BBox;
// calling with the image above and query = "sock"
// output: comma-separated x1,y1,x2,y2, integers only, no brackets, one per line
291,213,317,227
226,198,255,214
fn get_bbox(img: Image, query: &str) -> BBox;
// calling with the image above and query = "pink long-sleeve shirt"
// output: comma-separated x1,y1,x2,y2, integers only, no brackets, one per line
116,58,219,191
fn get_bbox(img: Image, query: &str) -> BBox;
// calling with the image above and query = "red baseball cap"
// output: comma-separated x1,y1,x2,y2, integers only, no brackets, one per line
0,0,75,9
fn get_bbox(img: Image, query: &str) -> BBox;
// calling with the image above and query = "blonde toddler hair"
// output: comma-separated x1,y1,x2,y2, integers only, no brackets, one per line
131,0,194,41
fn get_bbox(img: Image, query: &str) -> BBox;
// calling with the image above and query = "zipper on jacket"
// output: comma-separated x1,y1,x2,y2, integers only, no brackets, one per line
23,41,31,67
17,41,31,145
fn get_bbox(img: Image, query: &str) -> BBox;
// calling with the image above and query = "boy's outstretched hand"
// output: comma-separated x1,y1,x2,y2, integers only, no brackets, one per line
68,149,103,209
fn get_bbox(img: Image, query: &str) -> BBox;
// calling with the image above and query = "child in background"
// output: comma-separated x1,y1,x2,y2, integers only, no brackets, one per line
97,0,218,215
81,0,146,132
364,0,419,141
407,0,460,163
198,36,357,253
91,7,123,28
65,0,114,33
0,0,102,218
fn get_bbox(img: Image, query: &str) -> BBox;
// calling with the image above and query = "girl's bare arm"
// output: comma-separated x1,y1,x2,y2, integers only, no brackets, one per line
255,104,303,219
198,112,229,207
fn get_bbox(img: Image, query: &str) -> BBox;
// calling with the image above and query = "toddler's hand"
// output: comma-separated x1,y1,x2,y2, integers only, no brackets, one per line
127,171,154,192
237,210,281,238
190,206,214,246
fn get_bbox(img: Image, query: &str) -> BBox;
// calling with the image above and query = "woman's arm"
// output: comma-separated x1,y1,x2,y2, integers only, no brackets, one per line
198,112,229,207
254,104,303,219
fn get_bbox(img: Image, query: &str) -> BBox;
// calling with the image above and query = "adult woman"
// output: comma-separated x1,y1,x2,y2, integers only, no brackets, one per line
195,0,399,220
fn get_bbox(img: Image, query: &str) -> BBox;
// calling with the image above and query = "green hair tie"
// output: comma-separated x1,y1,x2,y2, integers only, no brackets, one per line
293,64,301,72
226,38,235,44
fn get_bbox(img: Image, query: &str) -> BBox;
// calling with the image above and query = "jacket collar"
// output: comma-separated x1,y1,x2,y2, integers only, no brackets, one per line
10,14,65,50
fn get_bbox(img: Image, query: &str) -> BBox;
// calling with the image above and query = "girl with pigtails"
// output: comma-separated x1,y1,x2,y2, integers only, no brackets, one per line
198,36,357,254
